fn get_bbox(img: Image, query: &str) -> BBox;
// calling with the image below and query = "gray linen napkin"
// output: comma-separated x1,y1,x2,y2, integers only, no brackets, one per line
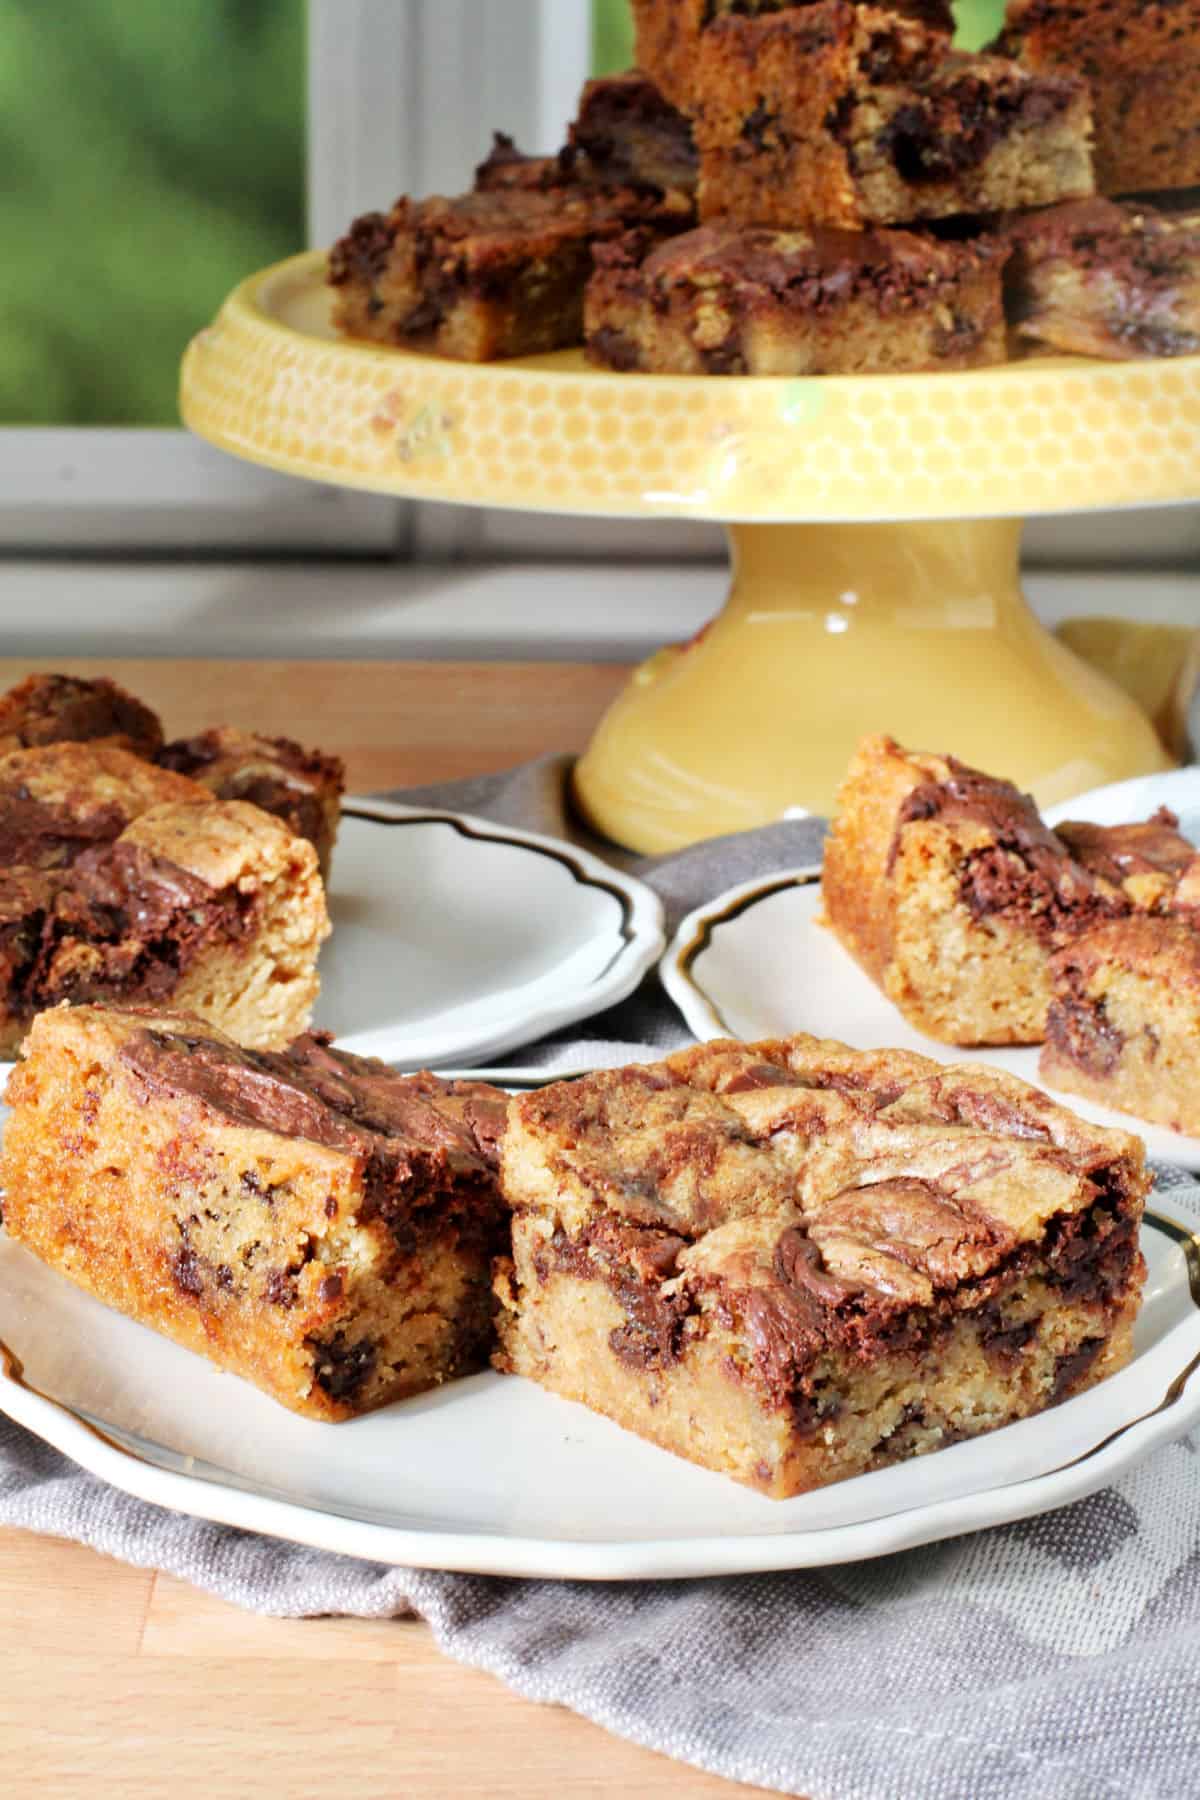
3,759,1200,1800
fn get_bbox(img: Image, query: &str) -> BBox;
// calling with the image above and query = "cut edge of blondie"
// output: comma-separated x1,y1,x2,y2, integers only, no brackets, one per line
1042,918,1200,1137
1,1004,506,1420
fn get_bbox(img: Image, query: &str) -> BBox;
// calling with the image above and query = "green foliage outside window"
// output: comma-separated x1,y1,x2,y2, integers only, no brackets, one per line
0,0,304,427
593,0,636,74
953,0,1008,50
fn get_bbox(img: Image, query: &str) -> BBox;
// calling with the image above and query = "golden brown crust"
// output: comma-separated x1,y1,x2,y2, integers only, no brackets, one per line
0,740,205,821
505,1031,1145,1255
997,0,1200,195
820,733,935,986
691,3,1091,231
508,1061,824,1237
122,797,302,894
664,1030,939,1098
157,727,345,879
631,0,954,113
2,1005,507,1420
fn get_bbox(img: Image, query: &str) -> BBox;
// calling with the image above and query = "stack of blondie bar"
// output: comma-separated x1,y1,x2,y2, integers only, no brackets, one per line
0,672,343,1053
824,732,1200,1138
328,1,1200,373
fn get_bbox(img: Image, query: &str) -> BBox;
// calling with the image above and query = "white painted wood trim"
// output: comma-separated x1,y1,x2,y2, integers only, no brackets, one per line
0,430,398,552
307,0,420,247
0,559,1193,664
408,0,597,558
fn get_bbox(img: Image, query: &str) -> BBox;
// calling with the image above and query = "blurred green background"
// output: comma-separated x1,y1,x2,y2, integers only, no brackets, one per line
2,0,1006,428
0,0,305,427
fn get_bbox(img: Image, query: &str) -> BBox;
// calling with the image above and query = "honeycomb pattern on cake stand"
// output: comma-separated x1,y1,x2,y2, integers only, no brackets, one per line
181,251,1199,852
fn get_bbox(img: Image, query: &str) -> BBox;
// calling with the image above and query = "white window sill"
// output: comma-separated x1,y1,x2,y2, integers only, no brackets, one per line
0,557,1195,662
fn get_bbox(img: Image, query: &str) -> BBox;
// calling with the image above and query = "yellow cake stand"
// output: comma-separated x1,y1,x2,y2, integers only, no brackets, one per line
181,250,1200,854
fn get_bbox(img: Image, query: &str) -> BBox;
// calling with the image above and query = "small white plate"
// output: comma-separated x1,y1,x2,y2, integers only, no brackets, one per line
1,1182,1198,1579
662,768,1200,1167
311,800,664,1065
1043,766,1200,844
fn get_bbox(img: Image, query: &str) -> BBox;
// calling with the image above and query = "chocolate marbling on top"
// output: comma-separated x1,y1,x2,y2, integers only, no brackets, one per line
895,759,1069,861
1055,809,1198,887
121,1025,503,1183
0,793,128,869
157,727,342,791
0,673,163,759
892,758,1131,939
567,71,698,194
615,220,997,302
895,762,1200,931
0,844,255,1014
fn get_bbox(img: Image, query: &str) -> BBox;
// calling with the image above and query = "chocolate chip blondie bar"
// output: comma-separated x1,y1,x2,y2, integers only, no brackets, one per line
692,2,1093,230
995,0,1200,196
1037,810,1200,1133
821,734,1127,1045
494,1034,1148,1497
0,798,328,1056
3,1006,506,1419
631,0,954,113
0,741,205,870
0,672,163,759
158,727,345,880
824,735,1200,1094
328,185,688,361
566,72,698,200
0,673,345,876
1041,918,1200,1136
1002,198,1200,360
585,222,1006,373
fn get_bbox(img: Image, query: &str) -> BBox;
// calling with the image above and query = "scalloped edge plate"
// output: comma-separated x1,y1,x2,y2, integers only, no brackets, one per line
1,1170,1198,1579
309,798,663,1065
661,767,1200,1165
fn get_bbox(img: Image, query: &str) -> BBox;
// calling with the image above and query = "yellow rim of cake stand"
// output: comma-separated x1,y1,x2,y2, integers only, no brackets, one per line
181,250,1200,523
181,252,1194,852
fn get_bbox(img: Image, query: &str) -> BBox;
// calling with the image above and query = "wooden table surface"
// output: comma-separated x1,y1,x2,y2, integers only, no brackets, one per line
0,658,764,1800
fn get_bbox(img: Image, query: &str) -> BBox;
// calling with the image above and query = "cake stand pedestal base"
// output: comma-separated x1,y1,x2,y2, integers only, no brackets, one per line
573,519,1173,856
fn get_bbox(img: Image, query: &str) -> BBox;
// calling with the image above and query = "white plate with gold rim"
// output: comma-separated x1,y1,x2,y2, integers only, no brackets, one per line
661,867,1200,1170
1,1146,1199,1578
291,798,663,1066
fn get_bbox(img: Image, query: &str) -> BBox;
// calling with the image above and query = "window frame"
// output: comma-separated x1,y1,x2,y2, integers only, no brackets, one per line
0,1,1194,570
0,2,405,555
